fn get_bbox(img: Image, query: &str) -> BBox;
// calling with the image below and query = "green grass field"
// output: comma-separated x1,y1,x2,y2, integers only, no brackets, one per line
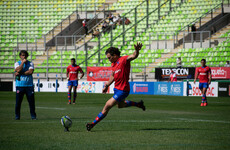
0,92,230,150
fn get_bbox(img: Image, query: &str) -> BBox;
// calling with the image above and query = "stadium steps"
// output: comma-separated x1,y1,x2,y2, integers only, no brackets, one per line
16,13,78,51
209,23,230,40
147,45,183,68
135,7,224,76
32,48,57,67
176,8,223,39
75,11,120,47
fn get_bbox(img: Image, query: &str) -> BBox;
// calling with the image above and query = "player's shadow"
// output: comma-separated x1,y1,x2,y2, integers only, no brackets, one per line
140,128,193,131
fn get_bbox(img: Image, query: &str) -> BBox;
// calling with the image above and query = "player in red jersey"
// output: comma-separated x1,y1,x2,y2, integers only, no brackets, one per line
194,59,211,106
86,42,146,131
66,58,84,104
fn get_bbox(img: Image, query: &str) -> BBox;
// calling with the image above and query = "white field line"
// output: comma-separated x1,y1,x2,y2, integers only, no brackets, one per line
171,118,230,124
36,106,66,110
2,119,230,124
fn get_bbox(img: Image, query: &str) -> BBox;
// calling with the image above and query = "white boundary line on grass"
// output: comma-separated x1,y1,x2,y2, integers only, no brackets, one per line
36,106,66,110
3,119,230,124
171,118,230,124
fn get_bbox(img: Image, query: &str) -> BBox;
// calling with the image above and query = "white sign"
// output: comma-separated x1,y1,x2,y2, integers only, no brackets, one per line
184,82,218,97
13,81,114,93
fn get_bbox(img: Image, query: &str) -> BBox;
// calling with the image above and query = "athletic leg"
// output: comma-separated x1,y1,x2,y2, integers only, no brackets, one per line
118,100,146,111
15,87,25,120
86,97,117,131
25,87,36,119
68,85,72,104
199,83,204,106
73,86,77,104
202,88,208,106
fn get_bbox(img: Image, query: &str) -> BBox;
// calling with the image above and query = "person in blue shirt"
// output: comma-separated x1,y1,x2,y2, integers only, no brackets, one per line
14,50,36,120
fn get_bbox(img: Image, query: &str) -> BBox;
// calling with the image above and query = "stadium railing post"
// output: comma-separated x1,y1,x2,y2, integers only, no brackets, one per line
157,34,159,49
158,0,160,20
37,74,40,92
122,16,125,46
192,32,194,48
61,20,63,36
14,48,16,65
183,32,185,48
176,33,178,46
46,45,48,81
209,31,211,47
64,37,67,51
200,32,202,48
165,33,167,49
30,48,32,61
146,0,149,28
135,7,137,36
169,0,172,11
149,33,151,49
111,25,113,47
85,38,88,68
26,37,28,51
56,75,58,92
68,16,71,31
44,35,46,51
61,47,63,81
144,66,147,82
173,33,175,49
52,30,54,45
98,34,101,64
17,37,19,51
35,37,37,51
55,36,57,51
76,5,78,19
74,36,77,64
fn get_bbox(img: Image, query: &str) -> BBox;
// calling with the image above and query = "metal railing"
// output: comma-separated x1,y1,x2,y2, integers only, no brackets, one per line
177,2,223,34
7,2,111,53
75,0,185,66
147,31,212,49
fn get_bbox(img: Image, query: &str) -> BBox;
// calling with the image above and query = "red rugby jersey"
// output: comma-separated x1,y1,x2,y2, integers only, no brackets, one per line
196,66,211,83
111,56,130,92
67,65,83,81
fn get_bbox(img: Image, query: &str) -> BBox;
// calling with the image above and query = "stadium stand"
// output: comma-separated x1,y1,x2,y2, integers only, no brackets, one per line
77,0,224,73
160,38,230,67
0,0,230,80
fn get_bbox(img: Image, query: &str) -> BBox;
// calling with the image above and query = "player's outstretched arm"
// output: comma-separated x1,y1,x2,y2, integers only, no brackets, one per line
102,72,114,93
66,67,69,80
194,72,199,84
208,70,212,84
79,71,84,80
127,42,142,61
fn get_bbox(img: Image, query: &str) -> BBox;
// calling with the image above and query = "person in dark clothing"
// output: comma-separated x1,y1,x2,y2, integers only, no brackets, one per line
82,19,88,35
191,24,197,41
102,21,108,33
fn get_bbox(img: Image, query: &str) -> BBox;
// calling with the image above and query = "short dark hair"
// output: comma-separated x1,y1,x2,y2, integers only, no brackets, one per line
19,50,29,57
71,58,75,61
201,59,206,62
105,47,120,56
